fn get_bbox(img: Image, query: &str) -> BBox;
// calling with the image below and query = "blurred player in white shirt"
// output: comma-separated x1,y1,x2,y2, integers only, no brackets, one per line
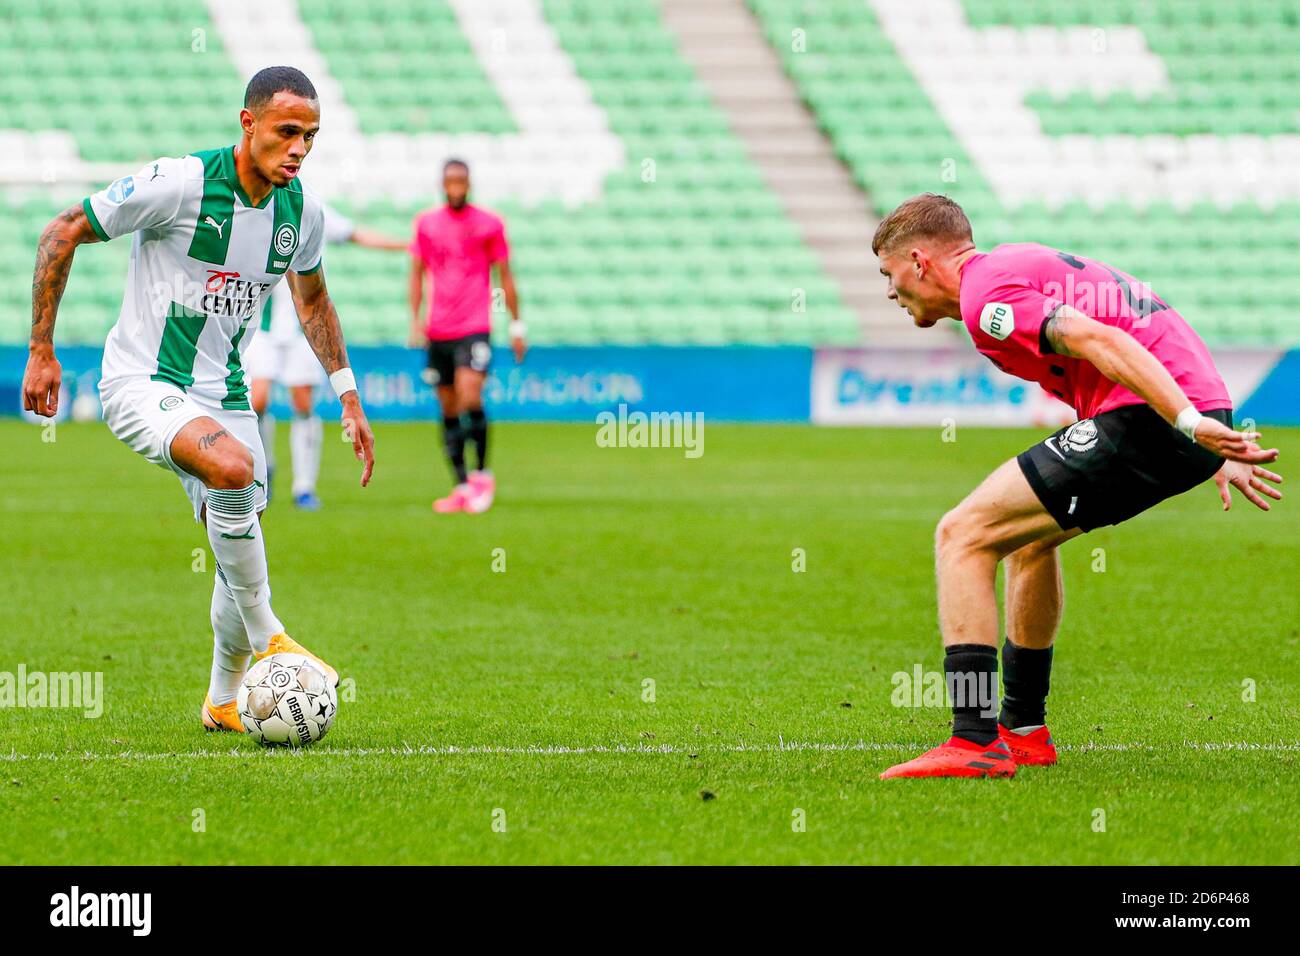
245,202,405,509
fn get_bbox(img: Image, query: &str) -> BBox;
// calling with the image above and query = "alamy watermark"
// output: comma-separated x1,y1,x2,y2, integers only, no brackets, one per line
890,664,997,718
0,666,104,718
49,886,150,936
595,403,704,459
1041,270,1166,328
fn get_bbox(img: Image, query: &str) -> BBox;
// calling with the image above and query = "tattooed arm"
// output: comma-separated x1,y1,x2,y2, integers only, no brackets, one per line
23,204,101,416
286,267,375,486
287,268,350,376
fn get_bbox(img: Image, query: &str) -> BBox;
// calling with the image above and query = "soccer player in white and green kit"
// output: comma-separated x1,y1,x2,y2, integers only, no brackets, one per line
21,67,375,733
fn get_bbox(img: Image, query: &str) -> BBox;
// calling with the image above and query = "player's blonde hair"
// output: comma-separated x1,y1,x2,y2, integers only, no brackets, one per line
871,193,973,257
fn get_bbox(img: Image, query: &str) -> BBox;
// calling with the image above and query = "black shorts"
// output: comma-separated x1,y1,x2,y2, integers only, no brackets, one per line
1017,404,1230,532
424,333,492,387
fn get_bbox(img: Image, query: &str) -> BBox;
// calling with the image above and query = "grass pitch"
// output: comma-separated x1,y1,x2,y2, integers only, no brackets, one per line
1,419,1296,864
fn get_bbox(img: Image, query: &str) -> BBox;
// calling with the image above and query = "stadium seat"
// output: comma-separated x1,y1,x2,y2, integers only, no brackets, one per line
0,0,857,348
749,0,1300,346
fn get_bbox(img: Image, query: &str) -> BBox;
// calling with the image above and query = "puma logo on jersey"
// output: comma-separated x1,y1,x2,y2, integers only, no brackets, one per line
204,215,227,238
149,163,163,182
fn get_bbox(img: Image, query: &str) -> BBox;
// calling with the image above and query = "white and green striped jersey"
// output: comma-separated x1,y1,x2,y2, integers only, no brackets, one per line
85,145,326,409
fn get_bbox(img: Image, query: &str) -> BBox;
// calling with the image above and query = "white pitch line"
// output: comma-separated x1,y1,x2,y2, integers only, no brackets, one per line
1,740,1297,763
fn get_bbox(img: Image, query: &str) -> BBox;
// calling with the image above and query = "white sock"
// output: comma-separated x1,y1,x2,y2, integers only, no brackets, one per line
290,413,322,497
258,412,276,474
1008,724,1045,735
208,570,251,706
205,484,282,653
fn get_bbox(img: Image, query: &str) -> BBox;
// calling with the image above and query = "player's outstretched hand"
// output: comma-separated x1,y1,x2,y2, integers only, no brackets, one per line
1215,459,1283,512
22,347,62,417
340,395,375,487
1193,417,1279,464
511,334,528,364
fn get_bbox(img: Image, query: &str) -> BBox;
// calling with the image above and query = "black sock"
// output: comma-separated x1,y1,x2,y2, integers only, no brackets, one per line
442,415,468,484
945,643,999,745
466,408,488,471
999,639,1053,730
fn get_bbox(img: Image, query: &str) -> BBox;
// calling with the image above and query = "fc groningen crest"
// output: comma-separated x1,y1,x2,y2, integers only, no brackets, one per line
265,176,305,274
274,222,299,259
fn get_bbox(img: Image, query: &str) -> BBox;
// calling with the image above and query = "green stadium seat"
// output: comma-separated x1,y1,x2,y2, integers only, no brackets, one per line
0,0,858,348
747,0,1300,347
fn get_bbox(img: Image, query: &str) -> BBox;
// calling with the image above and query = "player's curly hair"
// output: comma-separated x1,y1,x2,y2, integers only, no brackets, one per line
244,66,318,112
871,193,973,257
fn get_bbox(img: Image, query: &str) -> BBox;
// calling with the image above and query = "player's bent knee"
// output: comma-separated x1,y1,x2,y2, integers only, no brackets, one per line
208,447,255,489
935,508,972,556
935,506,1000,560
172,418,255,490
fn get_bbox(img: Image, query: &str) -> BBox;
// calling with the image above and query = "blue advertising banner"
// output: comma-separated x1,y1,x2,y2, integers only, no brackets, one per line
1238,349,1300,427
1,345,106,423
0,345,813,423
811,347,1076,427
811,347,1299,428
3,344,1295,426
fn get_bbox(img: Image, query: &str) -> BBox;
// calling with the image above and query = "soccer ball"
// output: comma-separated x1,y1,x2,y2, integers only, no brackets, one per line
237,653,337,747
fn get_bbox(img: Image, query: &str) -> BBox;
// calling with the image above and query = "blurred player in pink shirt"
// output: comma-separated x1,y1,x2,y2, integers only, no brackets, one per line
870,194,1282,780
409,158,524,513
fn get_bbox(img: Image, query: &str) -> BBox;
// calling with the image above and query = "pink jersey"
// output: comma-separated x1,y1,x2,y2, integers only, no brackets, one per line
958,243,1232,421
409,203,509,341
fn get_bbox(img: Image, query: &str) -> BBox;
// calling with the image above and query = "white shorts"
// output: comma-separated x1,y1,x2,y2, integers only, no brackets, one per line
100,377,268,522
244,332,324,388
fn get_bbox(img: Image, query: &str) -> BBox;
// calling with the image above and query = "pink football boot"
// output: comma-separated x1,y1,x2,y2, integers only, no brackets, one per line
466,470,495,513
433,483,472,513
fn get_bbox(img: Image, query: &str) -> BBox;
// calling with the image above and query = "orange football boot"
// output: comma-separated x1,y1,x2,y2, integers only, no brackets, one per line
880,736,1017,779
201,694,244,733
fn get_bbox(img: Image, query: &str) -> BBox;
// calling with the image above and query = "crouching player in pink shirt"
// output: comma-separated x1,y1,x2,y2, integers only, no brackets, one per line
409,158,525,513
872,194,1283,779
